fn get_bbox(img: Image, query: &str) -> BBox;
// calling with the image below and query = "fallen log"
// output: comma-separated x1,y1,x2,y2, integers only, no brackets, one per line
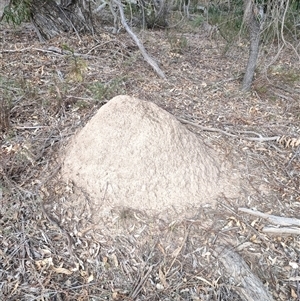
214,246,274,301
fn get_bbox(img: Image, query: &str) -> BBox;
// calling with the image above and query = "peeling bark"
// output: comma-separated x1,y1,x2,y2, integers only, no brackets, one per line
215,246,274,301
30,0,94,40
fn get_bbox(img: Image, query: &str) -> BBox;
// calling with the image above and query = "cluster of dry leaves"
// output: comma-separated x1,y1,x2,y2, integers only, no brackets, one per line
1,18,300,301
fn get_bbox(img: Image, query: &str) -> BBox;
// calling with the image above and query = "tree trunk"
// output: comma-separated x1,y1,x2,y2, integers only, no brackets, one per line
242,0,262,91
30,0,94,40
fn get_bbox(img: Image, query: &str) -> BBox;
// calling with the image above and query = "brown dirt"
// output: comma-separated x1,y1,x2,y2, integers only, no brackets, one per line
1,20,300,301
61,95,241,220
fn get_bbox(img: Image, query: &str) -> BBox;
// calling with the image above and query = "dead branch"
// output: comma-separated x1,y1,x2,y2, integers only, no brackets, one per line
109,0,119,34
0,46,96,58
287,277,300,281
179,118,300,148
113,0,166,79
36,46,96,58
0,47,34,52
238,208,300,226
178,118,280,141
262,227,300,235
215,246,274,301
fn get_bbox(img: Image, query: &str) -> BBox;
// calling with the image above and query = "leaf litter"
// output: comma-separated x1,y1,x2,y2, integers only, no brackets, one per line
0,20,300,300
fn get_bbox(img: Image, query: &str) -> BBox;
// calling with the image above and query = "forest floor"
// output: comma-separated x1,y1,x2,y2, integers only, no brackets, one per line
1,16,300,301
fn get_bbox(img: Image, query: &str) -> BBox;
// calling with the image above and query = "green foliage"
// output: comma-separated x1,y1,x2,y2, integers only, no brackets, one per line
88,78,125,102
189,1,245,42
281,7,300,40
3,0,32,25
0,75,36,132
207,2,244,39
68,57,87,82
192,15,204,28
61,44,88,82
270,66,300,85
188,0,298,46
167,32,188,54
290,0,300,11
0,76,39,105
123,0,140,19
260,1,300,44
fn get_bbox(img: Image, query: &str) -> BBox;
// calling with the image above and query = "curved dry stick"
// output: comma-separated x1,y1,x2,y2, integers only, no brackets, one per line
178,118,280,142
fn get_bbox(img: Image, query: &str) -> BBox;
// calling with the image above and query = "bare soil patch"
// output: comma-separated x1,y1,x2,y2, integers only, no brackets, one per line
1,21,300,300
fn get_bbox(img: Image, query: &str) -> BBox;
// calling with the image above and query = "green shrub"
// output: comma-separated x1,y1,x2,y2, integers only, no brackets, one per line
2,0,31,25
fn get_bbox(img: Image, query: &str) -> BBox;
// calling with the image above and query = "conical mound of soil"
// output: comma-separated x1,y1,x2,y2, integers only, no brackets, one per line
62,95,239,216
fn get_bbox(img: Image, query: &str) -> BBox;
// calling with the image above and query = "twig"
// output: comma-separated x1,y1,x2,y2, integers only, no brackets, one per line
287,276,300,281
238,208,300,226
297,259,300,299
109,0,120,34
86,40,118,54
178,118,280,142
113,0,166,79
165,227,189,277
35,166,77,258
0,47,34,53
262,227,300,234
57,5,82,42
0,47,96,58
34,47,96,58
13,125,49,129
93,0,107,13
130,265,154,298
66,95,98,101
